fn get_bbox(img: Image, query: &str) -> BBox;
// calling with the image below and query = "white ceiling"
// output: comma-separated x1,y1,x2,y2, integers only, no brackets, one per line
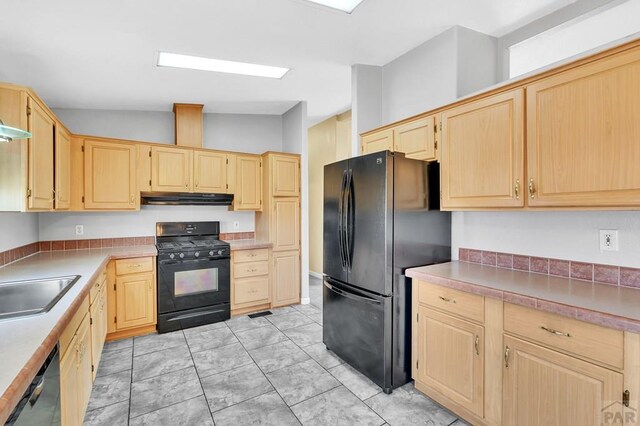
0,0,574,123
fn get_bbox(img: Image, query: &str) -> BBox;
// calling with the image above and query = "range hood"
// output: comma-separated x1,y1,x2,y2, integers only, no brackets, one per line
141,192,233,206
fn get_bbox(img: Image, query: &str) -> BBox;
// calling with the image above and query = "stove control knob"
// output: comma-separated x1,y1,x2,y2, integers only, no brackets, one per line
209,250,214,256
169,253,175,259
217,250,223,255
194,251,200,258
179,253,185,259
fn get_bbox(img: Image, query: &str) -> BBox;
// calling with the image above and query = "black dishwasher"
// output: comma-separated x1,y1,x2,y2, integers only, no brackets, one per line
5,344,60,425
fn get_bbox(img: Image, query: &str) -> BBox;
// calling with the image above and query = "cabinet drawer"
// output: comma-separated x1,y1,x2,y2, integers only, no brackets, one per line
89,269,107,304
60,295,89,359
234,261,269,279
115,257,153,275
504,303,624,369
234,276,270,305
234,249,269,263
418,281,484,323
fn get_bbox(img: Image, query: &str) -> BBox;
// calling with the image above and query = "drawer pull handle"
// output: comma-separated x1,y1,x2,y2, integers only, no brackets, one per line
249,254,257,257
504,345,510,368
540,326,571,337
514,179,520,200
127,264,142,268
438,296,455,303
475,335,480,356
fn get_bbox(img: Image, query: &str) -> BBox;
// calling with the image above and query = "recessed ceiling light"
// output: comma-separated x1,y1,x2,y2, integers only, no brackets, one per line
157,52,289,79
304,0,365,13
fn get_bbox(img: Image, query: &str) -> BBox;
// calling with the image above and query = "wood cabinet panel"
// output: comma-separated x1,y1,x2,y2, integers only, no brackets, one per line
60,333,80,426
90,282,107,380
115,257,154,275
84,139,137,209
194,150,227,193
234,249,269,263
54,124,71,210
137,144,152,193
173,103,203,148
526,47,640,207
418,306,484,417
503,335,623,426
234,155,262,210
440,89,524,209
116,273,155,330
418,281,484,324
76,313,92,421
361,129,393,155
234,276,270,306
272,250,300,307
271,154,300,196
233,260,269,279
27,97,55,210
151,146,192,192
272,198,300,251
394,116,437,161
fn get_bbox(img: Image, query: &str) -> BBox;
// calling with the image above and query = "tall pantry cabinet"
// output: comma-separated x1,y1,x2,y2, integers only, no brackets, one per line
256,152,301,307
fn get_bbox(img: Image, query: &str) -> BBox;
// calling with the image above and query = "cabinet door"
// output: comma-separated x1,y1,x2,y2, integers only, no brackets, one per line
84,139,137,209
526,48,640,207
234,155,262,210
417,306,484,417
503,335,623,426
60,334,80,426
116,273,155,330
151,146,192,192
54,125,71,210
394,116,437,161
194,150,228,193
272,250,300,307
271,154,300,196
272,198,300,251
90,285,107,380
441,89,524,209
76,314,93,421
361,129,393,155
27,97,54,210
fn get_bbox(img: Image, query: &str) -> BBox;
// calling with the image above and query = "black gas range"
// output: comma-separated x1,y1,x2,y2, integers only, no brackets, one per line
156,221,230,333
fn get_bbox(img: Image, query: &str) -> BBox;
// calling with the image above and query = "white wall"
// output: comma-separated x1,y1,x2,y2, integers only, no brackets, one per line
282,102,310,303
45,108,285,240
351,64,383,155
0,212,39,251
38,206,254,240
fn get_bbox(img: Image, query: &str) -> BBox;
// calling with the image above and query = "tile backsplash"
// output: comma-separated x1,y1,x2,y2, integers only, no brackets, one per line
459,247,640,289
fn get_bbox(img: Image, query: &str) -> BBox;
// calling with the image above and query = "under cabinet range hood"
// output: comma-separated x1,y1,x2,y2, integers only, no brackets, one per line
141,192,233,206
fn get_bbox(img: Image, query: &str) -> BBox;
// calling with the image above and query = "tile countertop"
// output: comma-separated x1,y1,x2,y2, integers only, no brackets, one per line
406,261,640,333
0,246,157,423
227,239,273,251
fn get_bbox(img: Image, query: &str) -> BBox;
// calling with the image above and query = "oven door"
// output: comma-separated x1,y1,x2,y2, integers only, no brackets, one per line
157,257,230,315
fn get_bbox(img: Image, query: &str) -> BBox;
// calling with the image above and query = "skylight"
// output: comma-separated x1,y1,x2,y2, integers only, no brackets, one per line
157,52,290,79
303,0,365,13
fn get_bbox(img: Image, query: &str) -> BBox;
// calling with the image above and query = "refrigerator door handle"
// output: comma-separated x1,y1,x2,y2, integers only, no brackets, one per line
344,169,353,269
338,170,348,269
324,279,382,306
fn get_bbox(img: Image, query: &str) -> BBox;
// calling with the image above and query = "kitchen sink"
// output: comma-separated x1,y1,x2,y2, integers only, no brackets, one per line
0,275,81,321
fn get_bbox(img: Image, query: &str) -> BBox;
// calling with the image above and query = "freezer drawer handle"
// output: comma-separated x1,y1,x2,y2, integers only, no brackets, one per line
324,281,381,306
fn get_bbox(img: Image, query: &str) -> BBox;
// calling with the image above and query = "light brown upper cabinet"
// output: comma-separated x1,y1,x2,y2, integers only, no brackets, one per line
271,153,300,197
151,146,193,192
441,89,525,209
27,97,55,210
232,154,262,210
173,103,203,148
526,47,640,207
84,139,137,210
394,115,438,161
361,129,393,155
137,144,152,193
194,150,228,193
54,124,71,210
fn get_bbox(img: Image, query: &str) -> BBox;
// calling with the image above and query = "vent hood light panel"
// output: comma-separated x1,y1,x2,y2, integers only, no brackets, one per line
157,52,290,79
0,119,31,143
303,0,365,13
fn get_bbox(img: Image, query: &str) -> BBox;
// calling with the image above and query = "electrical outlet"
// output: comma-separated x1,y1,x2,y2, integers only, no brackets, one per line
233,221,240,230
75,225,84,236
599,230,619,252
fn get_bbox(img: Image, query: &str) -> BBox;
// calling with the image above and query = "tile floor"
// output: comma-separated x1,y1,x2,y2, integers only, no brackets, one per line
84,276,468,425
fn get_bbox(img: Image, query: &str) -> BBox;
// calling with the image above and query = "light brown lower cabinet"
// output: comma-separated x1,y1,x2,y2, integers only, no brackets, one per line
272,250,300,308
413,279,638,426
231,248,271,315
90,279,107,380
60,311,92,426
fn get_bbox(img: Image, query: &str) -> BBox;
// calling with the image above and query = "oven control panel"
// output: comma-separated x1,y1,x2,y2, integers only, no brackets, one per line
159,246,230,262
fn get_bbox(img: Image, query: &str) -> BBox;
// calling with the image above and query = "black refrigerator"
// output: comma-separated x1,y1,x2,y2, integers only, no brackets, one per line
323,150,451,393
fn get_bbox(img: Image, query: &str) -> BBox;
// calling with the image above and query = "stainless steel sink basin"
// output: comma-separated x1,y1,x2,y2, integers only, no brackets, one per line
0,275,81,320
